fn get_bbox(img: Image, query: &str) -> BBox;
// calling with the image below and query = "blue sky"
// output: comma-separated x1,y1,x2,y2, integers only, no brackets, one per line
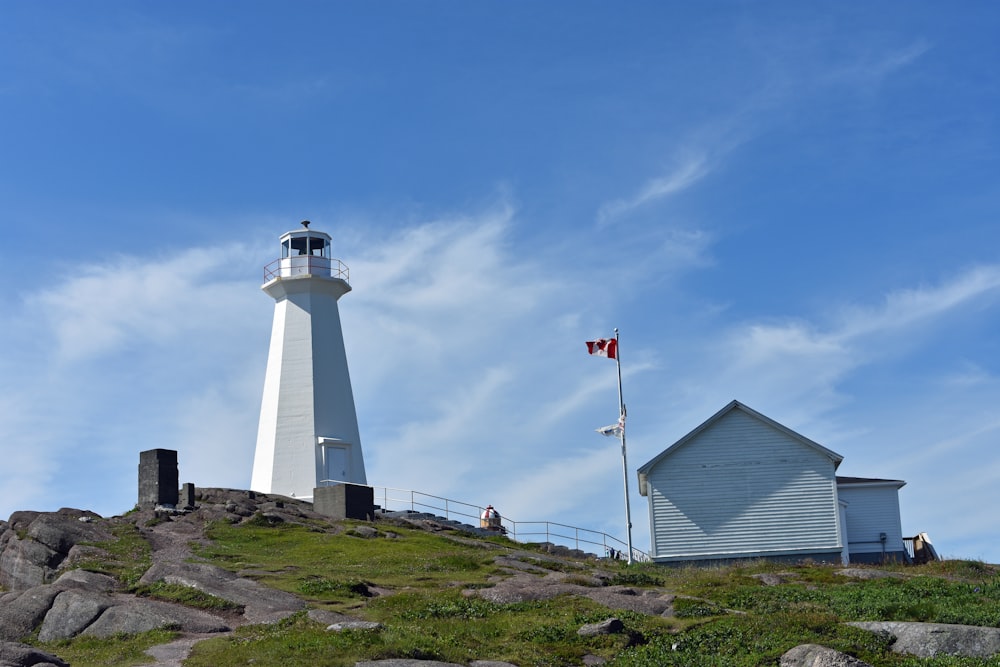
2,2,1000,562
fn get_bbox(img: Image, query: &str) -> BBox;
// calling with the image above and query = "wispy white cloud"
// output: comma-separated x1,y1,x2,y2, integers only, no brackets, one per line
499,446,630,526
339,207,626,501
941,362,996,388
32,245,264,363
826,40,932,88
0,242,271,516
631,264,1000,463
596,154,710,226
721,265,1000,386
837,265,1000,340
592,35,929,233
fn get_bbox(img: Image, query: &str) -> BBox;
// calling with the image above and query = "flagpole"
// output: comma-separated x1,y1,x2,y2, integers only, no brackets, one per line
614,328,635,565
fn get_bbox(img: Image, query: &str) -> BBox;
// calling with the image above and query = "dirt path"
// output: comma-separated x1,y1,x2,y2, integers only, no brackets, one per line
135,632,219,667
134,517,234,665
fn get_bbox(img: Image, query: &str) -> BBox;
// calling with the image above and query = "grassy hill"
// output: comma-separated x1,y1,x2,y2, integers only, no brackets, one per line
29,508,1000,667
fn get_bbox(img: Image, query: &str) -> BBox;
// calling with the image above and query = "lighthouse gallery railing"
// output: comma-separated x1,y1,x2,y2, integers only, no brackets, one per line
264,257,350,283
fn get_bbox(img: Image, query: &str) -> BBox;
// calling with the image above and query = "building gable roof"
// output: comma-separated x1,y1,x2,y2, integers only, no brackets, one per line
637,400,844,479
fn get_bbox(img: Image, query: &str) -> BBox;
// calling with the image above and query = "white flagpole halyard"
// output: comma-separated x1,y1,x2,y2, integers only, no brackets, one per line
614,328,635,564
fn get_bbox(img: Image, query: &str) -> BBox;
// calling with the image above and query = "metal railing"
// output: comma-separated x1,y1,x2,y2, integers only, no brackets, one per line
263,256,350,283
505,519,647,563
324,481,649,563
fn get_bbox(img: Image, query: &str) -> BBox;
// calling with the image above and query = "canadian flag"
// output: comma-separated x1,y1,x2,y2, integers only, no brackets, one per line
586,338,617,359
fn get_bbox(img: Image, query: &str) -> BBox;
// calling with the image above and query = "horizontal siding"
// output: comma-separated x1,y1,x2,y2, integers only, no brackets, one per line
838,486,904,554
649,409,839,558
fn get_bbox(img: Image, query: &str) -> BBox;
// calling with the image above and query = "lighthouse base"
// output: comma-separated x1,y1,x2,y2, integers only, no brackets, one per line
313,483,374,521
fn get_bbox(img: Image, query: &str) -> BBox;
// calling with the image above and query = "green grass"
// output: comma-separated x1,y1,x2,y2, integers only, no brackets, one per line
296,575,373,599
609,570,665,587
194,520,502,610
719,573,1000,626
133,581,246,612
186,595,675,667
75,522,152,590
33,629,179,667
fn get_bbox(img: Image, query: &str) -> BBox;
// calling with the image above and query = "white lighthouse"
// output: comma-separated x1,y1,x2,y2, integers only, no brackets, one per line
251,221,367,500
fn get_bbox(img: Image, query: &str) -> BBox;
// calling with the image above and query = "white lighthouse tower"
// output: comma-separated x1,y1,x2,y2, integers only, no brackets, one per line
251,221,367,500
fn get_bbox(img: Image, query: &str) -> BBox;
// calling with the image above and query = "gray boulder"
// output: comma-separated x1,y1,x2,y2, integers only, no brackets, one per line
327,621,383,632
0,536,60,590
468,565,675,617
139,560,305,623
578,618,624,636
849,621,1000,658
835,568,906,581
307,609,355,626
585,587,675,617
1,567,233,643
81,597,230,638
0,511,110,592
51,569,118,592
780,643,872,666
752,572,797,586
37,589,113,642
5,512,41,532
26,512,108,554
0,641,69,667
0,586,63,642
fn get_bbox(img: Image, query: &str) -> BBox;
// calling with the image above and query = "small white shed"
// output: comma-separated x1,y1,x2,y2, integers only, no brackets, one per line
836,477,907,563
637,400,907,565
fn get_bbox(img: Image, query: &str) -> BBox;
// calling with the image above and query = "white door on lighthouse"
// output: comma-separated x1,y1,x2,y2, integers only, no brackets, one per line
324,446,348,484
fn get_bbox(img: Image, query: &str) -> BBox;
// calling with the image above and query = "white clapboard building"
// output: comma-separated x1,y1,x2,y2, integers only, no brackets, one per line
636,400,907,565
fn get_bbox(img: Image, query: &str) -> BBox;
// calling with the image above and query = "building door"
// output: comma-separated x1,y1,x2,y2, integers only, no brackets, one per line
838,500,850,565
324,446,348,484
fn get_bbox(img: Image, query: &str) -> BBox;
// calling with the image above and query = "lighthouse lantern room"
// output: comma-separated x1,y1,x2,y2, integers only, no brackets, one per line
251,221,367,500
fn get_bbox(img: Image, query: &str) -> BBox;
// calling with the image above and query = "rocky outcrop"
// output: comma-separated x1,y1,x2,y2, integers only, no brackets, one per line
0,586,64,642
0,559,230,644
849,621,1000,659
37,589,112,641
82,597,230,638
139,560,304,623
0,641,69,667
0,572,117,642
0,490,321,644
307,609,356,626
578,618,625,636
835,568,907,581
0,509,109,591
467,568,675,617
780,643,872,666
326,620,383,632
0,537,61,592
752,572,798,586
